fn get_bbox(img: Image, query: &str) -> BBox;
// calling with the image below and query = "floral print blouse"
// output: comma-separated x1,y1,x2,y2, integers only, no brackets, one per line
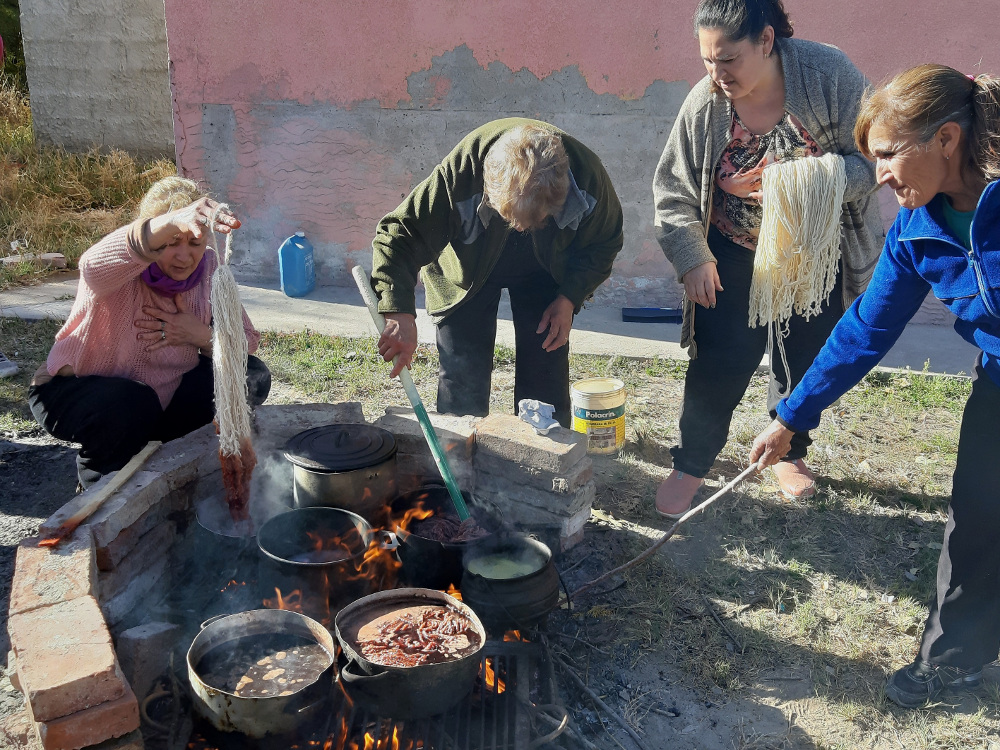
711,109,823,250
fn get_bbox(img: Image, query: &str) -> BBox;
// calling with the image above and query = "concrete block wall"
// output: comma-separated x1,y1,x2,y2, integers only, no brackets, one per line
19,0,174,157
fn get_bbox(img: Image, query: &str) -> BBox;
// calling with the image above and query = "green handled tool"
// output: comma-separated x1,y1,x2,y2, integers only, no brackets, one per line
352,265,471,521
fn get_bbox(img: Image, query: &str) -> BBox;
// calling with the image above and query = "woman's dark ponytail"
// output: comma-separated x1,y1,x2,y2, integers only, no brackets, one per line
693,0,794,43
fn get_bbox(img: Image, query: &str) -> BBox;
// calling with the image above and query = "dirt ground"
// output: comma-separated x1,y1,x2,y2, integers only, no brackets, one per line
0,431,828,750
0,434,78,722
1,347,998,749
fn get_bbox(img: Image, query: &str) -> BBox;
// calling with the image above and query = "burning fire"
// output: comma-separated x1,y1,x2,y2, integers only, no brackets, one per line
483,657,505,693
390,498,434,533
482,632,523,694
443,583,462,601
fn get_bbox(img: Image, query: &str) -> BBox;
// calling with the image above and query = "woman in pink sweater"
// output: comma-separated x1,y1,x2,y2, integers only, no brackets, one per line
28,176,270,489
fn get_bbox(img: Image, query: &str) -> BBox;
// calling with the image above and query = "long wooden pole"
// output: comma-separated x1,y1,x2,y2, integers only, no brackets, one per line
352,265,470,521
570,464,758,599
39,441,161,546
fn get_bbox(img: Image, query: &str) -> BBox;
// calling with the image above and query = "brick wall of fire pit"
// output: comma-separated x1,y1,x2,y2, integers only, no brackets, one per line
5,402,593,750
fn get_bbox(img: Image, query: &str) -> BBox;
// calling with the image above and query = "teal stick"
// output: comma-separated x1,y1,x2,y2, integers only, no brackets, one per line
352,266,471,521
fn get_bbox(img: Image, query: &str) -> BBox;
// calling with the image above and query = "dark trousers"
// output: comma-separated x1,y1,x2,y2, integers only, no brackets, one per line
671,226,844,477
919,357,1000,670
436,230,571,427
28,355,271,487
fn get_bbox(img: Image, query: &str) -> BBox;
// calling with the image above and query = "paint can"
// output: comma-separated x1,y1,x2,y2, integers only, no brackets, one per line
570,377,626,454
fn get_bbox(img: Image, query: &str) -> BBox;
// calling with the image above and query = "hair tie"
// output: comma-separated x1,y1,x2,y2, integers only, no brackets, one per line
967,74,977,82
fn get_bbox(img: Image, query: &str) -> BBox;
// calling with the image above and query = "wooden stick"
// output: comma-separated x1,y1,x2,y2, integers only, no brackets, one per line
551,651,649,750
701,593,743,654
39,441,161,546
570,464,758,599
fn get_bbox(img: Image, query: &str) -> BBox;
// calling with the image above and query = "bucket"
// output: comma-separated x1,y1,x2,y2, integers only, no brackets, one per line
571,377,626,454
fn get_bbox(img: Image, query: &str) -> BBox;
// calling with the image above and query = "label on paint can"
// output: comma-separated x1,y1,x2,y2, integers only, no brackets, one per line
570,378,626,454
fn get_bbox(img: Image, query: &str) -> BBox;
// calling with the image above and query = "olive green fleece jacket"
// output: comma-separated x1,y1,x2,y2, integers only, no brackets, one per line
371,118,624,320
652,37,884,355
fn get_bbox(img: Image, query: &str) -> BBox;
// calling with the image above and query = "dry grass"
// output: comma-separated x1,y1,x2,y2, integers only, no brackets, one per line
2,318,995,747
0,75,175,289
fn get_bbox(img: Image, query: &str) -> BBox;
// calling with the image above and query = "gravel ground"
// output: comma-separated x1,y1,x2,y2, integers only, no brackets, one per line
0,434,78,722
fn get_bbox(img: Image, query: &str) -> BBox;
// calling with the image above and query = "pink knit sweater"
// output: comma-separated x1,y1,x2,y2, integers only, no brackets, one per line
47,221,261,409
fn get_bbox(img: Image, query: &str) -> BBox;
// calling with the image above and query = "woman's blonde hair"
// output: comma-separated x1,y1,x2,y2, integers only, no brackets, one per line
483,125,570,230
854,64,1000,182
137,176,206,221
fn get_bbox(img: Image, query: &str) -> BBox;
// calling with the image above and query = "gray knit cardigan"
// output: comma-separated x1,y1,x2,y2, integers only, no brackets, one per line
652,36,884,355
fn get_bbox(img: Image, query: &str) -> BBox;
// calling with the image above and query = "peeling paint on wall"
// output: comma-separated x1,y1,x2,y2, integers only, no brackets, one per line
164,0,1000,308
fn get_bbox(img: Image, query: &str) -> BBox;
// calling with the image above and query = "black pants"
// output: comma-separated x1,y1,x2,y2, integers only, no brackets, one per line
436,230,571,427
28,355,271,487
671,226,844,477
919,356,1000,670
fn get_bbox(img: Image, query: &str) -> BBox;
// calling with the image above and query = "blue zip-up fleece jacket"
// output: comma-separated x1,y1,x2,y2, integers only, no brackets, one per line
778,180,1000,432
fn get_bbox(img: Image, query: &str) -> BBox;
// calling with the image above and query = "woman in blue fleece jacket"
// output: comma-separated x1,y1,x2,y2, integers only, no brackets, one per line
750,64,1000,709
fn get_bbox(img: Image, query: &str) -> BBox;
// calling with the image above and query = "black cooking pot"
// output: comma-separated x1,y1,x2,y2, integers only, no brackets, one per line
334,588,486,719
187,609,335,738
257,507,397,624
390,485,502,590
460,535,560,632
284,424,397,524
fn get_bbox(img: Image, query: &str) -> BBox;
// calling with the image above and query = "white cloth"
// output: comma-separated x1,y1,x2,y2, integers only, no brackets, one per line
518,399,560,434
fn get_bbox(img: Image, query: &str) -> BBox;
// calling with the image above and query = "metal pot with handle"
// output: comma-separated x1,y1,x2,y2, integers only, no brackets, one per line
284,424,397,524
334,588,487,719
187,609,335,738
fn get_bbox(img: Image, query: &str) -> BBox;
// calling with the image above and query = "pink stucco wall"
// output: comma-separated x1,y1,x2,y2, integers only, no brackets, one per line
163,0,1000,303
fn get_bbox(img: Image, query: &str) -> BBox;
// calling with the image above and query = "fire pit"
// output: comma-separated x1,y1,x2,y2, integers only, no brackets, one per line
6,404,595,749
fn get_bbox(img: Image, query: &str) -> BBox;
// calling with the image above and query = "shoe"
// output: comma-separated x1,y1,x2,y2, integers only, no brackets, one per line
771,458,816,499
885,659,983,708
654,470,704,519
0,352,18,379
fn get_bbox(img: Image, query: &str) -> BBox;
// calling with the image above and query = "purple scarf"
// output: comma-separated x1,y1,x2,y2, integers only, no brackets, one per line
140,256,208,297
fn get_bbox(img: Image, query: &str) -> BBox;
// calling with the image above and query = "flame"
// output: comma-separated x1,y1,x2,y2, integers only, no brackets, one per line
444,584,462,601
360,727,402,750
392,499,435,533
263,587,304,612
484,657,506,694
503,630,524,642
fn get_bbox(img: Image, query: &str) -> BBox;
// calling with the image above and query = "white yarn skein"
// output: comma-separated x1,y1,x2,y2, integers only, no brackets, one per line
208,204,252,458
748,152,847,376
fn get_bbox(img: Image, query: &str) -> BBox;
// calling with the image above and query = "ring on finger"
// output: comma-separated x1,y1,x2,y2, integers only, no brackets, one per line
197,216,208,226
161,330,166,341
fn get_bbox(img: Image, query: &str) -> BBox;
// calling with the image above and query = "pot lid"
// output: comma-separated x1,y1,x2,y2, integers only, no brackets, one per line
284,424,397,473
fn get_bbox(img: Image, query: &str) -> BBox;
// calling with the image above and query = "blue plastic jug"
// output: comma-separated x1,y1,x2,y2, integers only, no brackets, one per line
278,231,316,298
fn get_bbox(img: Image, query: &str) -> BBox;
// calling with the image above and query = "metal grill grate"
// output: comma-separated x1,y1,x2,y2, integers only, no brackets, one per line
328,640,565,750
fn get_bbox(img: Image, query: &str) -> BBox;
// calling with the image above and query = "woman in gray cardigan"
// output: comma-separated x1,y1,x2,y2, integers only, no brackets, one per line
651,0,882,516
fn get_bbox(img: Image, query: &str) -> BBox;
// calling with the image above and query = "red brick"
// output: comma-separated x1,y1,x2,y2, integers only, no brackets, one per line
9,596,126,721
95,488,187,571
98,521,176,602
475,414,588,474
27,682,139,750
8,530,97,617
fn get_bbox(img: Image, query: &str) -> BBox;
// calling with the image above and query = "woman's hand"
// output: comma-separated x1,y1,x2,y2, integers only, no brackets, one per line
136,294,213,352
146,197,240,251
749,419,795,468
379,313,418,378
537,295,575,352
682,262,724,308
